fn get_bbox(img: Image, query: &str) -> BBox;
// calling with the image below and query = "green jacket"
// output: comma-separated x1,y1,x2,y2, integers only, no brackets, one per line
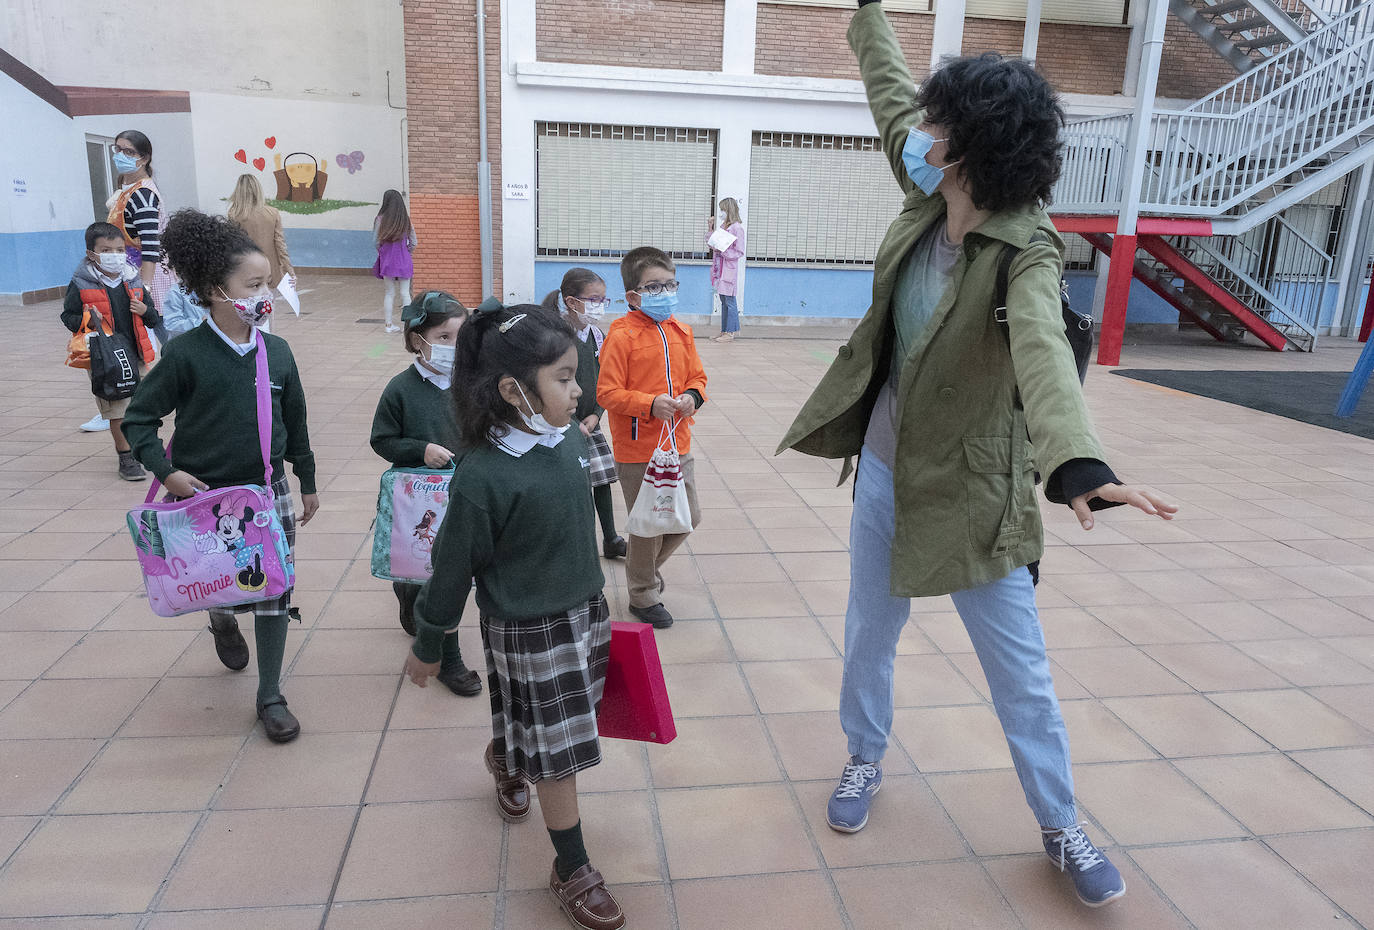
776,3,1108,597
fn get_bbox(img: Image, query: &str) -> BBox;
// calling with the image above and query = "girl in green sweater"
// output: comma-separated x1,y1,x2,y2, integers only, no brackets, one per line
123,210,319,744
369,290,482,696
402,303,625,930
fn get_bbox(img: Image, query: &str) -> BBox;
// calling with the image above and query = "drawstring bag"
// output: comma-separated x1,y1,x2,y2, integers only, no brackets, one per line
625,419,693,537
125,330,294,617
371,466,453,583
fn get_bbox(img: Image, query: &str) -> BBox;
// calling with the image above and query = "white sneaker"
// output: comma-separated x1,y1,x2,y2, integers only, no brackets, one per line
80,415,110,432
384,324,401,334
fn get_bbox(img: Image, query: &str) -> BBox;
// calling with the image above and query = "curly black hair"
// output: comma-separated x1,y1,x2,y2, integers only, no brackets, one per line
161,209,264,306
452,303,576,448
915,53,1064,212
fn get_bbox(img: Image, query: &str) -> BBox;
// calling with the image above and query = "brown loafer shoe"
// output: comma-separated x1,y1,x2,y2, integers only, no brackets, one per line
549,862,625,930
483,740,530,822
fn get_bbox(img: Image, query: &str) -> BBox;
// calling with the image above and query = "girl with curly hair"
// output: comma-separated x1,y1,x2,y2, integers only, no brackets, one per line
777,0,1177,908
123,209,321,744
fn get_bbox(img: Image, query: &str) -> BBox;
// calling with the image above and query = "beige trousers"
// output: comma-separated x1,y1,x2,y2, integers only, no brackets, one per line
616,454,702,609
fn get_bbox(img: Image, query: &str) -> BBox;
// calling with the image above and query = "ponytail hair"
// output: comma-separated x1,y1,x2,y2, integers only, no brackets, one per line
453,303,575,448
540,289,561,311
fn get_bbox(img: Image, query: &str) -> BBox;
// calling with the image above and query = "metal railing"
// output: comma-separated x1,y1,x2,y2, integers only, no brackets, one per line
1053,2,1374,214
1182,211,1333,338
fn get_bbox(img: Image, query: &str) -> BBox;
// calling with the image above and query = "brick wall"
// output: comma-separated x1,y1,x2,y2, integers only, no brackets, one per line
537,0,725,70
1157,16,1240,100
755,4,933,80
756,6,1239,101
961,18,1130,95
402,0,503,304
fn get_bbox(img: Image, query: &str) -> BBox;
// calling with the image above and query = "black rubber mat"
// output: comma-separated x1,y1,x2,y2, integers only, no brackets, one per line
1111,369,1374,440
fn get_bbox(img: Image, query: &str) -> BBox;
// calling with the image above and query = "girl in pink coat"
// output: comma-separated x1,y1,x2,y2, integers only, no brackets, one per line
708,197,745,343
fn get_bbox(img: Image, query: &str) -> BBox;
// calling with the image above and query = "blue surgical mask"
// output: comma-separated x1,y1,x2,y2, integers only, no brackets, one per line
901,128,959,196
637,292,677,322
113,151,140,175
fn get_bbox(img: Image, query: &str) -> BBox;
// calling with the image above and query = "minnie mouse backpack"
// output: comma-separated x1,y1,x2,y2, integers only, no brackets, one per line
125,331,294,617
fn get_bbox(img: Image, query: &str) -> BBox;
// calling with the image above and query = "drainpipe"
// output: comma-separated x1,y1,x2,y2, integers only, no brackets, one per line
476,0,494,299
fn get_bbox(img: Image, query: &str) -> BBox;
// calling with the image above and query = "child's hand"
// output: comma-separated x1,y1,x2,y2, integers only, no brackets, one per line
1070,484,1178,531
299,493,320,525
164,470,208,497
580,414,599,437
424,443,454,468
675,393,698,418
129,296,148,317
651,394,679,421
708,216,717,231
404,651,440,687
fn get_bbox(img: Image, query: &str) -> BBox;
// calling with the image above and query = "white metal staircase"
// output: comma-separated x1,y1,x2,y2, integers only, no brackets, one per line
1055,1,1374,350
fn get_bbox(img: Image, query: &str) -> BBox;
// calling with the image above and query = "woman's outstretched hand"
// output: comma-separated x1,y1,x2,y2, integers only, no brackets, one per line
1070,484,1178,531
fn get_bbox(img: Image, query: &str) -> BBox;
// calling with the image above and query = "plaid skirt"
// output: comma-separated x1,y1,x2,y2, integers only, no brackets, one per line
586,426,618,487
482,593,610,782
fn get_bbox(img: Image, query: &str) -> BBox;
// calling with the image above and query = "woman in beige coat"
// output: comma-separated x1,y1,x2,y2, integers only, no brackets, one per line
227,174,295,306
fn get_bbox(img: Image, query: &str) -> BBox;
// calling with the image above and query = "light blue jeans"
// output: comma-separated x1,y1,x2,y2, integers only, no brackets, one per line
719,294,740,333
840,449,1078,829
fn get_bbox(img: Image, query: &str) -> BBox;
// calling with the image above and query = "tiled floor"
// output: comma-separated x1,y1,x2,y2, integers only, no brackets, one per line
1,275,1372,929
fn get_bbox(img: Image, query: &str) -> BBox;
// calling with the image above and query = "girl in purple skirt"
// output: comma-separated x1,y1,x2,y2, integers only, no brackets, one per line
373,189,418,333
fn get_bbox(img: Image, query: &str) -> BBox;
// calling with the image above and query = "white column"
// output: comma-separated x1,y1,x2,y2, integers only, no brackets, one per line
722,0,758,75
1118,0,1167,235
1022,0,1043,62
1334,159,1374,335
715,118,753,312
500,0,539,302
1091,251,1112,321
930,0,966,71
1121,0,1150,97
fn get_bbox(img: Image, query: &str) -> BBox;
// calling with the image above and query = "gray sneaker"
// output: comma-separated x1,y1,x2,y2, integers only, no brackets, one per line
117,451,147,482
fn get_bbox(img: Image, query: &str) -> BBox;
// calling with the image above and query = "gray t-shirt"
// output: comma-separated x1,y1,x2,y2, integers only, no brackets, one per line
864,220,961,468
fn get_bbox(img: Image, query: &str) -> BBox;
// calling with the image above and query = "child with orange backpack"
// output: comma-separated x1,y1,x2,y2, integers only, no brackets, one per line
61,221,163,481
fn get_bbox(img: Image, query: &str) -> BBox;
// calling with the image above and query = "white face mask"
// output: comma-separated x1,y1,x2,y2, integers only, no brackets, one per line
94,252,127,275
513,381,567,437
573,297,608,320
419,337,455,376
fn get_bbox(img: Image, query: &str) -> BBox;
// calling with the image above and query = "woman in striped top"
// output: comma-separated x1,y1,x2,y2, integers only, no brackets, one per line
106,130,174,340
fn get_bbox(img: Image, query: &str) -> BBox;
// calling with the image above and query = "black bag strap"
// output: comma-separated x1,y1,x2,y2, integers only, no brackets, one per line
993,244,1018,326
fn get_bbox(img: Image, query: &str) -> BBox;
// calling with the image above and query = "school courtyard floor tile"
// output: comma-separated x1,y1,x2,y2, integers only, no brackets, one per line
1,273,1372,929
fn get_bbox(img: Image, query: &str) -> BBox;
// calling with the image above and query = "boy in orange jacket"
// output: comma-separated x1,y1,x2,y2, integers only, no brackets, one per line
597,246,708,629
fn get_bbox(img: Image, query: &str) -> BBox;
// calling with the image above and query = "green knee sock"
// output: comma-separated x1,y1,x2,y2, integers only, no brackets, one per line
592,483,618,543
439,630,465,675
254,613,290,706
549,820,589,881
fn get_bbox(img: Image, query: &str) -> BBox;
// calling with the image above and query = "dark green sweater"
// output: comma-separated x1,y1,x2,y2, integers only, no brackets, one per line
370,366,464,467
412,429,604,663
573,333,606,424
122,322,317,493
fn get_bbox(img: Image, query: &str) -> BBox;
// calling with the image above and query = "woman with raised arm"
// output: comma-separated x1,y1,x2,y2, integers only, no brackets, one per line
776,0,1177,908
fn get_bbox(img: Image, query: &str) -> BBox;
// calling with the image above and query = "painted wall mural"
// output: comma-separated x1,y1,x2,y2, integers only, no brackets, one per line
228,133,373,214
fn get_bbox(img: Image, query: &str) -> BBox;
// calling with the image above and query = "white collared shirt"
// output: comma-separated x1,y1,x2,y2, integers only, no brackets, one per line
413,359,451,392
205,315,258,356
489,424,566,457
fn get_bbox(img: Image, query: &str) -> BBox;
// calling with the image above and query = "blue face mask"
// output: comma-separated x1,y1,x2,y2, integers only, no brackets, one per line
901,127,958,196
113,151,140,175
637,292,677,322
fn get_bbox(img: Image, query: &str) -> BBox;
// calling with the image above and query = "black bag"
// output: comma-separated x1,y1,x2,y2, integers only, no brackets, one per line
87,325,140,401
994,242,1094,384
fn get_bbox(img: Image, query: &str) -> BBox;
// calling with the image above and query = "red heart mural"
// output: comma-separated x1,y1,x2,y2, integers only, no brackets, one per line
234,149,247,163
264,136,276,150
252,156,266,171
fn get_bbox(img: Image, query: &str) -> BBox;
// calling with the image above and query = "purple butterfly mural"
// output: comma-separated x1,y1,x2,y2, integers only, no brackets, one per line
335,151,365,174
